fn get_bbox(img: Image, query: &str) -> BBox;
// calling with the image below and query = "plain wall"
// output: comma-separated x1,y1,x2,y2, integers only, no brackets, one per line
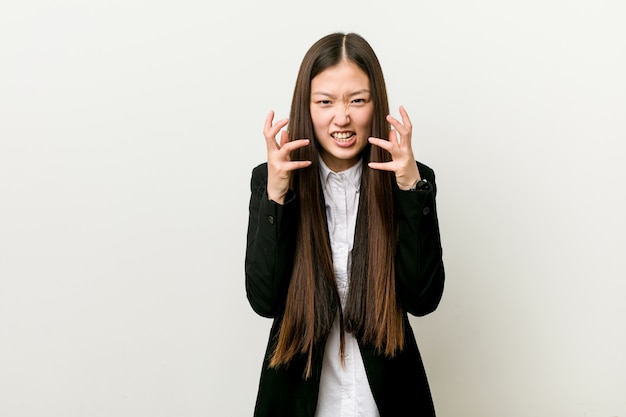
1,0,625,416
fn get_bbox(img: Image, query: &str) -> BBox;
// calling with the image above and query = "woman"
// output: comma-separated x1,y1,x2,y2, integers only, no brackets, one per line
245,32,445,417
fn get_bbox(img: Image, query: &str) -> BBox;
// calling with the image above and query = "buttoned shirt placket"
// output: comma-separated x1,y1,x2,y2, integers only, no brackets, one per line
315,158,379,417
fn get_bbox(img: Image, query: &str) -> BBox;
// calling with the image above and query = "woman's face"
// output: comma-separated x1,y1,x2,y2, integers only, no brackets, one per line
310,60,374,172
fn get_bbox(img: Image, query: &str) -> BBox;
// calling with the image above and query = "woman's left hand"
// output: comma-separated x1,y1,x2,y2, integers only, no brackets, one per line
368,106,421,190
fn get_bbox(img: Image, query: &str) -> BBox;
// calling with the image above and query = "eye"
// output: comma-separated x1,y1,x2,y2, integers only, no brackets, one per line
350,98,368,106
314,99,332,107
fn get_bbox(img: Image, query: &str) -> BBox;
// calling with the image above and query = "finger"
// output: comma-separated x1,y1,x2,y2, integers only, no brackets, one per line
280,138,310,153
387,114,408,137
389,129,400,146
264,110,275,131
388,106,412,132
386,118,407,147
283,160,313,171
263,111,278,138
368,136,393,151
368,161,396,172
264,111,289,147
398,105,413,130
279,130,289,147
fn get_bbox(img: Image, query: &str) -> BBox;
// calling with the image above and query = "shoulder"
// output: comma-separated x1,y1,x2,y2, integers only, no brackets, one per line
251,162,268,183
416,161,436,183
249,163,269,194
252,162,268,177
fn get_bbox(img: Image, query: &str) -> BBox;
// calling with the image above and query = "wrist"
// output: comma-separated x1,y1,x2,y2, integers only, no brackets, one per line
397,176,420,191
408,178,429,191
267,189,287,204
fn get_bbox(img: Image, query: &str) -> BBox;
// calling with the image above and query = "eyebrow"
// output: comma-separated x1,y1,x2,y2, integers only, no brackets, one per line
311,89,371,98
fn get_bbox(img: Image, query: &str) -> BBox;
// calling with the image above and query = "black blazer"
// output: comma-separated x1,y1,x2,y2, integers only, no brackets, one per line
245,161,445,417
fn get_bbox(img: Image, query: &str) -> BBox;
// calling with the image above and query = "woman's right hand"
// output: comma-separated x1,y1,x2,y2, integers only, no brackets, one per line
264,111,312,204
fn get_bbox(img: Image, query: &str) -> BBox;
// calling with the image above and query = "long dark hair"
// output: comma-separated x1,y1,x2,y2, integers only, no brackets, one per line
269,32,403,378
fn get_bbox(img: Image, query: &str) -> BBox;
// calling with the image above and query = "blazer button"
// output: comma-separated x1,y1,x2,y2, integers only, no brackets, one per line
422,207,430,215
268,215,275,225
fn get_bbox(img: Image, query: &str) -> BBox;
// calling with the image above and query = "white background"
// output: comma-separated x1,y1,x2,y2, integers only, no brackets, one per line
1,0,625,416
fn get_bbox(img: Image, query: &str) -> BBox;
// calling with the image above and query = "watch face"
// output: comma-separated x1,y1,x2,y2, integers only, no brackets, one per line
415,179,429,191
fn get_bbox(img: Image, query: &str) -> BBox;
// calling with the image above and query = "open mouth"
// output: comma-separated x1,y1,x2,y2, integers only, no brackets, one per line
332,132,355,142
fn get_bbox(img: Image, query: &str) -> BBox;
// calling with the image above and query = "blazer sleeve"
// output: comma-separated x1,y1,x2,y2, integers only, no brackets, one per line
245,163,298,318
394,161,445,316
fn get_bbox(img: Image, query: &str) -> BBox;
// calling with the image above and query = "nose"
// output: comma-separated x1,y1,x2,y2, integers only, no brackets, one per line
333,104,350,126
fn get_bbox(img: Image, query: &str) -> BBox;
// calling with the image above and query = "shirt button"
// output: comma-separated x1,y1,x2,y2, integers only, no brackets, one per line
422,207,430,215
268,215,275,224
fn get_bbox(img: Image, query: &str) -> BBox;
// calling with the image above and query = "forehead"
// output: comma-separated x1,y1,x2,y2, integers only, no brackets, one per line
311,61,370,92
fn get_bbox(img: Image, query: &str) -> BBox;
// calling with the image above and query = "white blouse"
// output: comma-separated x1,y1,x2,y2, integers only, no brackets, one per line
315,158,380,417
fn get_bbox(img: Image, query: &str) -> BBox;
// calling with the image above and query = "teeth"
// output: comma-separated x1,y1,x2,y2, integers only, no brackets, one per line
332,132,353,140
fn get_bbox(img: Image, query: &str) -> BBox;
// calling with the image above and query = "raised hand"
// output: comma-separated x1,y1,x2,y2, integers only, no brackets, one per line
367,106,421,190
263,111,312,204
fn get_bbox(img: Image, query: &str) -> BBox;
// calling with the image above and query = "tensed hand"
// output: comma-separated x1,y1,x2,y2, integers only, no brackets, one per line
264,110,312,204
367,106,421,190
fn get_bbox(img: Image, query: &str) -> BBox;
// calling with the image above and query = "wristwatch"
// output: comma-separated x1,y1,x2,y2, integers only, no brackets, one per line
409,179,430,191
